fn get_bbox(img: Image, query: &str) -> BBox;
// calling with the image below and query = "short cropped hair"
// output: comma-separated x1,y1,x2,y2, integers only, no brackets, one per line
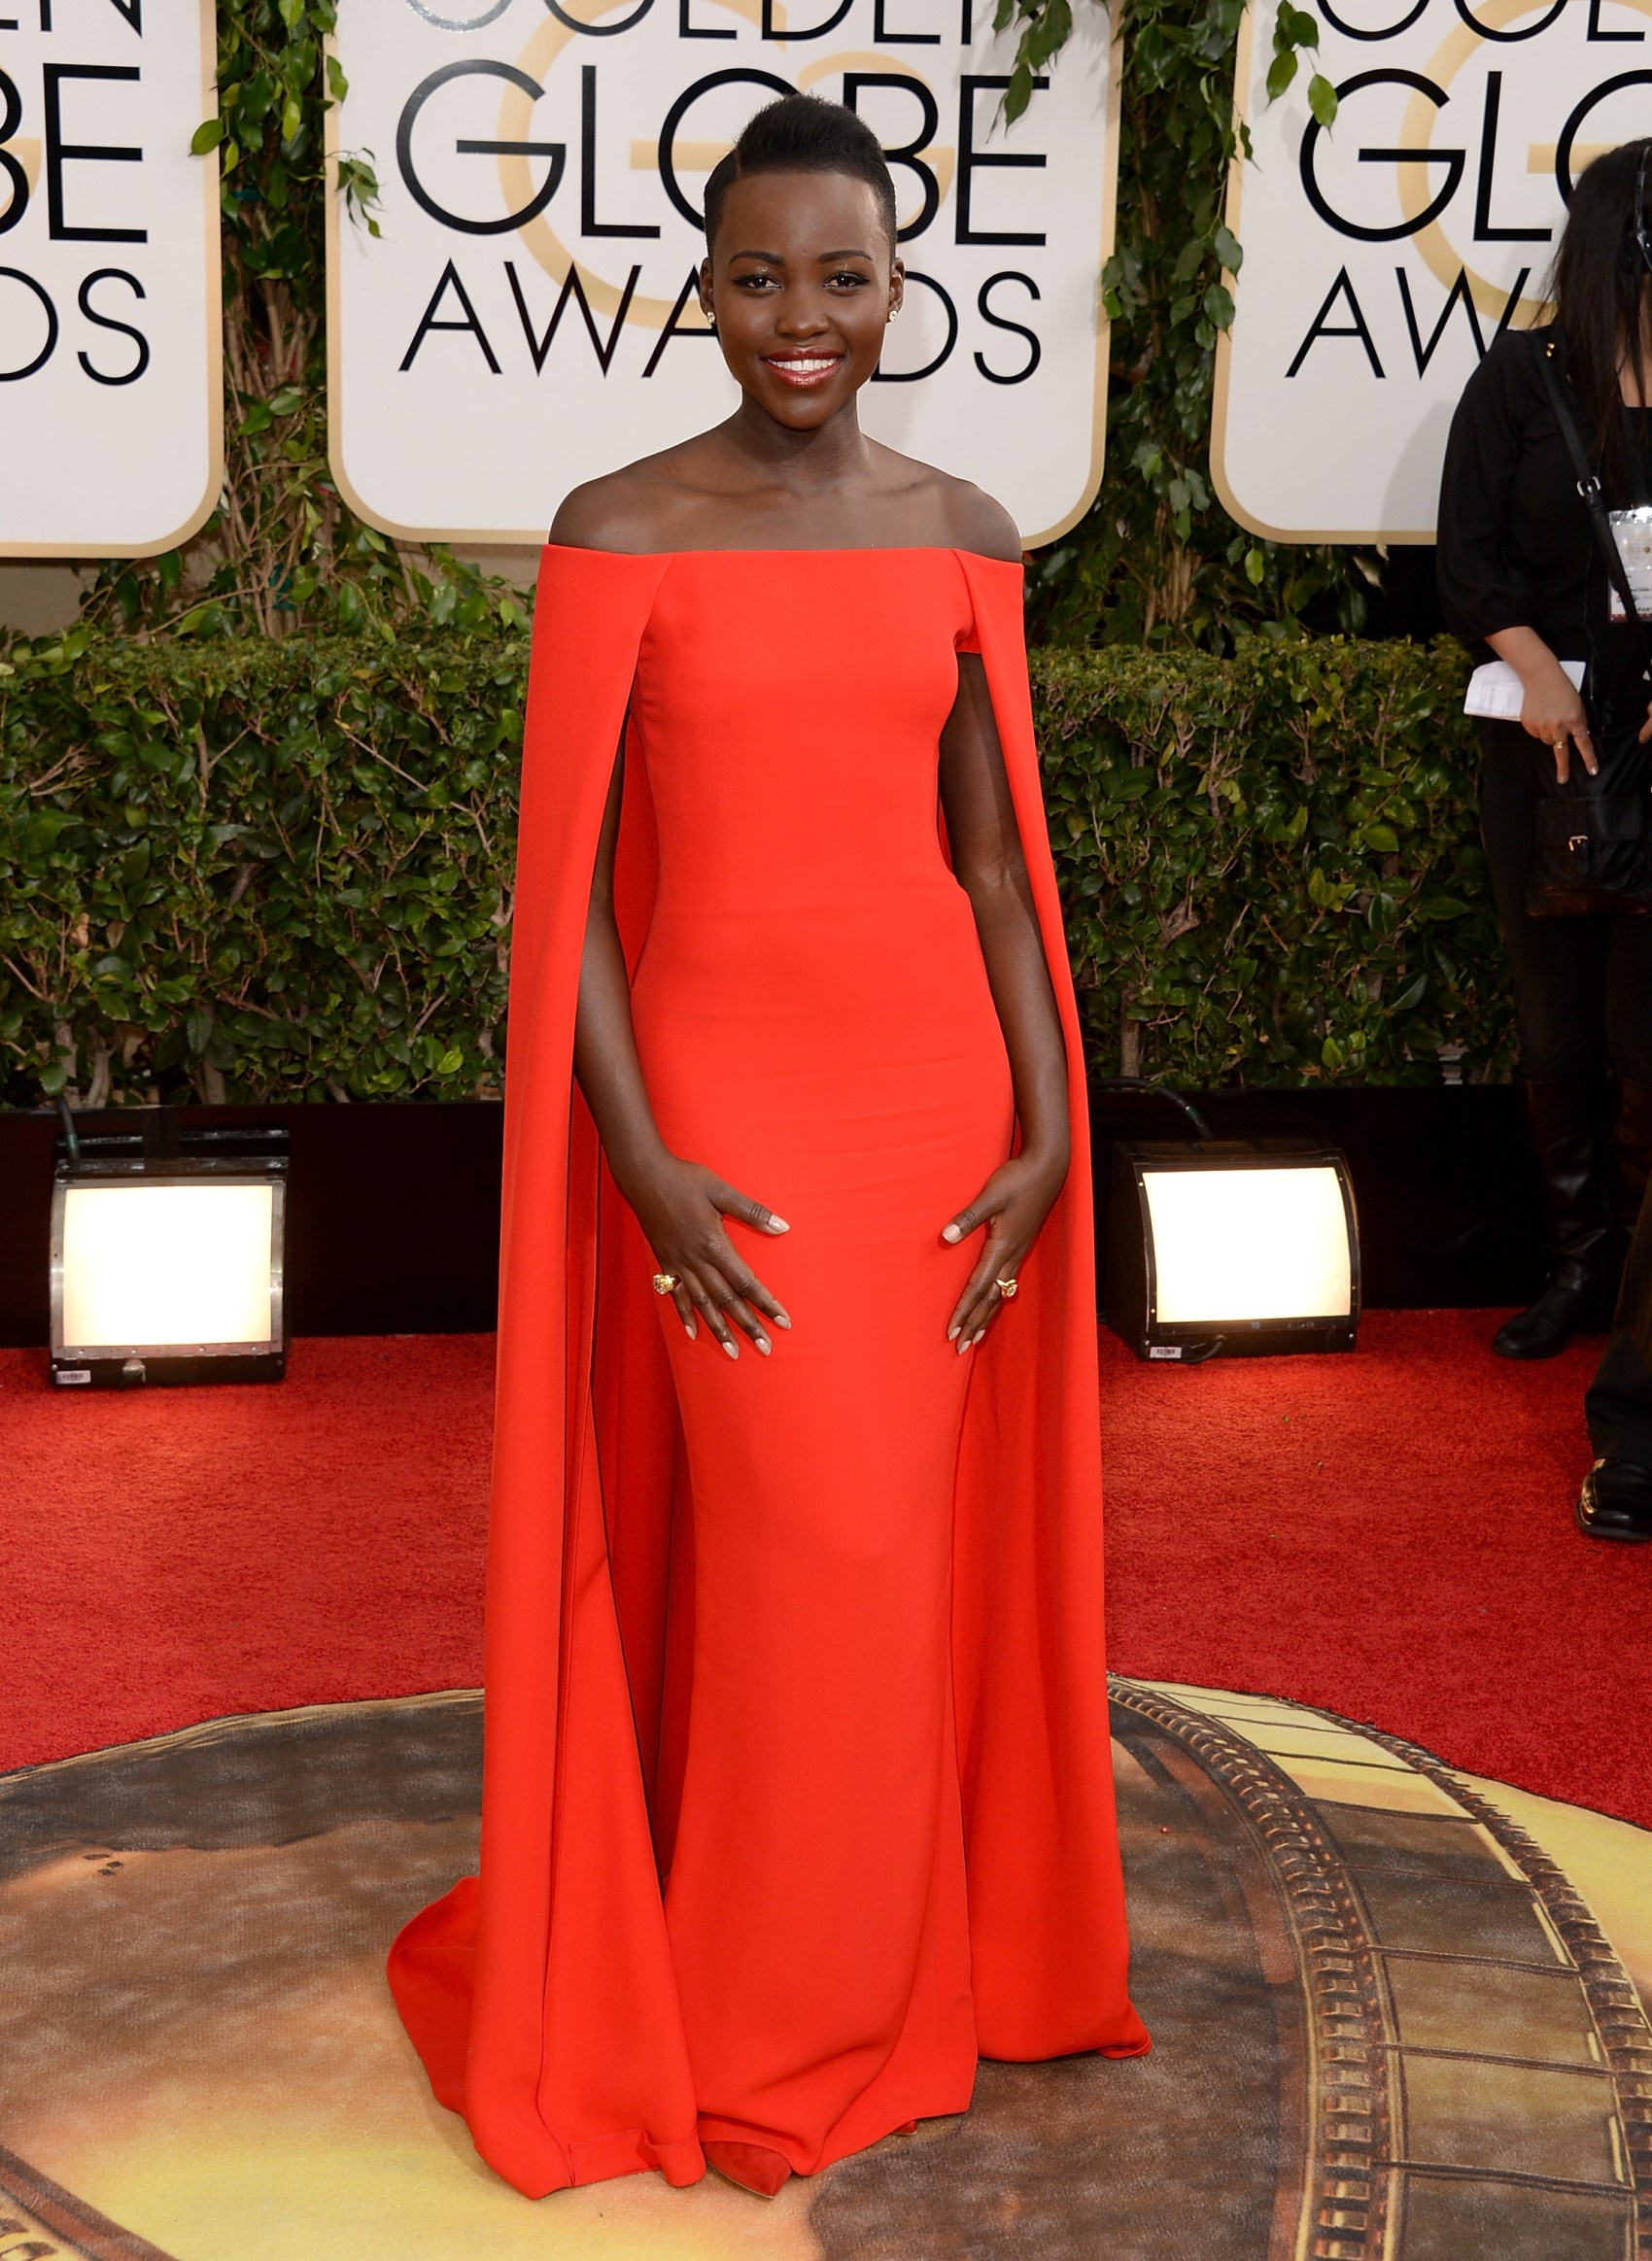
703,93,898,256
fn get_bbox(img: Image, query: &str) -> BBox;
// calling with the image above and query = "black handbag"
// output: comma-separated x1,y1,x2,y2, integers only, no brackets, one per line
1527,342,1652,917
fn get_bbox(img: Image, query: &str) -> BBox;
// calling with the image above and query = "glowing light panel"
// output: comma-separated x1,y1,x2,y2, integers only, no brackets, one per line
1142,1166,1352,1325
60,1182,276,1350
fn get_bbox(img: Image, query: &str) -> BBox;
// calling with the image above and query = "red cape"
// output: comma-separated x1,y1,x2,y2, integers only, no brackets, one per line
388,544,1147,2198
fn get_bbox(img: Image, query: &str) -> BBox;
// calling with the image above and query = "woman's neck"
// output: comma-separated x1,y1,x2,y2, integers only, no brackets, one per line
720,394,876,495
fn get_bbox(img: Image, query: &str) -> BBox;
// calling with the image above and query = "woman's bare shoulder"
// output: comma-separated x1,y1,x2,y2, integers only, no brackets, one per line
870,449,1022,562
935,474,1022,564
548,445,708,554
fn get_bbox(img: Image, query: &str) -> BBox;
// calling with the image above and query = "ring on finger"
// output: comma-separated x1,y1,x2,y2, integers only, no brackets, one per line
652,1271,679,1295
994,1275,1018,1300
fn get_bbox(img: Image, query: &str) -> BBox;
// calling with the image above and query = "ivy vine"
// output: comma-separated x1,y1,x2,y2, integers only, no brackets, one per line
78,0,515,643
1012,1,1367,646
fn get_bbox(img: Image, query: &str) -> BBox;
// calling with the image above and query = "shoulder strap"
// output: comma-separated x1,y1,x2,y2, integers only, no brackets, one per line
1539,339,1652,681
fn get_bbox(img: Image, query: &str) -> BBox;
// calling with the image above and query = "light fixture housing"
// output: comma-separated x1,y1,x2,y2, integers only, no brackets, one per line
51,1123,288,1388
1104,1140,1359,1361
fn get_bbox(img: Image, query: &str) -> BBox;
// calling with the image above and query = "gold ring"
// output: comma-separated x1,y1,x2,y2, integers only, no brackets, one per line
995,1276,1018,1299
652,1272,679,1296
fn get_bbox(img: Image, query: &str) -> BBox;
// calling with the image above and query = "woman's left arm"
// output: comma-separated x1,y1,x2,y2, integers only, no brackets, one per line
937,649,1072,1352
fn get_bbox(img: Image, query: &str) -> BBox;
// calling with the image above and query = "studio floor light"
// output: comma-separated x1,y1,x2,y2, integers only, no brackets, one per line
1104,1140,1359,1362
51,1111,289,1389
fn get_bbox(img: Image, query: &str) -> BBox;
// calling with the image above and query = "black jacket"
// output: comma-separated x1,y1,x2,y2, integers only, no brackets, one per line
1436,324,1651,717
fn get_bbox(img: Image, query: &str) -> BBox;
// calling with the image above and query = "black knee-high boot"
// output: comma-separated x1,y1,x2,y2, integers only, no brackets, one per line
1611,1079,1652,1249
1494,1075,1616,1359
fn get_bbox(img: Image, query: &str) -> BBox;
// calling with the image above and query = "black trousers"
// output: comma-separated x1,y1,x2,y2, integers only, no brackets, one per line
1479,721,1652,1083
1482,721,1652,1463
1588,1189,1652,1464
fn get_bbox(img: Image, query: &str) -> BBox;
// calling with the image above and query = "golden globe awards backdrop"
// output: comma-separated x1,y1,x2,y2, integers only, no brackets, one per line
1214,0,1652,544
0,0,222,558
325,0,1119,545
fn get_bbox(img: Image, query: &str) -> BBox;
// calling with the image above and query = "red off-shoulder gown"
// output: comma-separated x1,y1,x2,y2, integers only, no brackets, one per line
387,544,1149,2199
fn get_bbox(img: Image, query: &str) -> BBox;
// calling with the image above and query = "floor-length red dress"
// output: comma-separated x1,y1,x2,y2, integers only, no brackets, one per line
387,543,1149,2199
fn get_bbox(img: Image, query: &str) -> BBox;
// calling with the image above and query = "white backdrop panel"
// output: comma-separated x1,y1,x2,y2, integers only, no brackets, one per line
0,0,221,558
1215,0,1652,544
327,0,1119,544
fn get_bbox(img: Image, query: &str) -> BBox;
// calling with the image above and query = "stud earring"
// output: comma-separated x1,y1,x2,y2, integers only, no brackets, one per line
704,308,717,331
886,307,897,325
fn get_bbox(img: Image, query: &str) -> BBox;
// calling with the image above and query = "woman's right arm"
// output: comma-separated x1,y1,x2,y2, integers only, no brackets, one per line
1437,343,1595,782
573,742,792,1358
1485,626,1596,781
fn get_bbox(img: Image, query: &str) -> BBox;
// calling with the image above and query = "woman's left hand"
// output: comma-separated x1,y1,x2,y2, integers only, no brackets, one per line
941,1146,1068,1353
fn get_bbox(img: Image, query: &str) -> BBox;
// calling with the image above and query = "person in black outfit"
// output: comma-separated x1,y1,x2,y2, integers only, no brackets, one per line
1437,142,1652,1401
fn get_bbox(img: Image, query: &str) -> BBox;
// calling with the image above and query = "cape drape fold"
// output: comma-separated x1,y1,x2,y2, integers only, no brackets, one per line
387,544,1144,2201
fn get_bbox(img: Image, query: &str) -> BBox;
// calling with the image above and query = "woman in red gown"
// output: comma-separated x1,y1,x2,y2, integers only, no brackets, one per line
388,92,1149,2200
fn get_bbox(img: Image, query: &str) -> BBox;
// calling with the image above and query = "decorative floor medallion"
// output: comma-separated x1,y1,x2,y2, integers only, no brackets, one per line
3,1684,1646,2260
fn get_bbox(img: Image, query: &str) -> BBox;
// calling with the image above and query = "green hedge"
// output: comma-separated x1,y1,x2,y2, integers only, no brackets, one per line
0,630,1508,1109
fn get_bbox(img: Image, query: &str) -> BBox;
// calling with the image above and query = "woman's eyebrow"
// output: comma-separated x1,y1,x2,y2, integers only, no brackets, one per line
729,249,785,263
817,248,873,261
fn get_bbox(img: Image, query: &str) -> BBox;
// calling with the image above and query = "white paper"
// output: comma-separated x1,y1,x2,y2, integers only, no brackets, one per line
1463,659,1586,722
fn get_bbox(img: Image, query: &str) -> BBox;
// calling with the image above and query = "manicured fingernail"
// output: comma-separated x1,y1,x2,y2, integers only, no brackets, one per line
685,1319,697,1339
958,1336,972,1354
756,1337,771,1355
942,1223,961,1243
723,1340,739,1360
769,1216,789,1233
947,1323,960,1341
775,1312,792,1328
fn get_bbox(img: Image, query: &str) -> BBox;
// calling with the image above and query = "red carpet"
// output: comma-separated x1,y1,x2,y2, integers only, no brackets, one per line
1,1316,1644,1825
1097,1311,1645,1828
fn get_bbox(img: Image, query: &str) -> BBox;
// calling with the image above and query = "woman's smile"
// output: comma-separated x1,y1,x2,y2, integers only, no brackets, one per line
762,351,846,388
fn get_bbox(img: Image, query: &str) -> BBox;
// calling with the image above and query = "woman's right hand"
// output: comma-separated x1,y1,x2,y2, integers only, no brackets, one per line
1516,650,1598,783
620,1152,792,1358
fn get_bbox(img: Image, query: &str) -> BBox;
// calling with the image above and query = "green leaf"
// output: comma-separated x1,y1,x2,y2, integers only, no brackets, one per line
1286,5,1320,47
190,117,224,154
1307,74,1339,129
1002,60,1036,126
1265,49,1298,100
1106,765,1156,802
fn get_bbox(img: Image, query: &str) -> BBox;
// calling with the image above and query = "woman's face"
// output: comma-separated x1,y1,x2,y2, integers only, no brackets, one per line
700,169,904,430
